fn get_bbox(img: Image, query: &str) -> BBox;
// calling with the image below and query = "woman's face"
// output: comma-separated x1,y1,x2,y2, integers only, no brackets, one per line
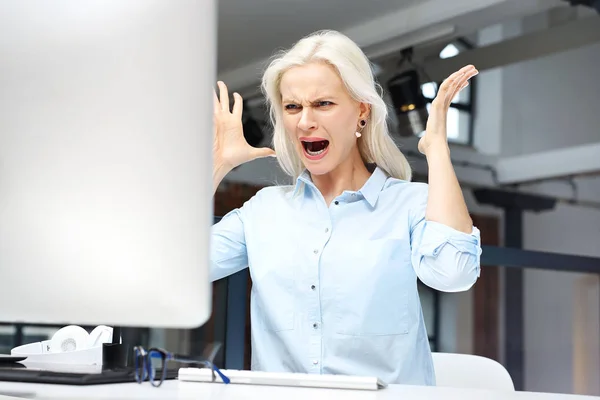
279,62,369,176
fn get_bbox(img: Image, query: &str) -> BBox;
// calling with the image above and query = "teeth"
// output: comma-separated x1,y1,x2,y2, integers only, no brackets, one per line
306,148,325,156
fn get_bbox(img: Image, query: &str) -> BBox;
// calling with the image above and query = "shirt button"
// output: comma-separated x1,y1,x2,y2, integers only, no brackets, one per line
334,201,339,205
311,285,316,290
313,249,319,254
313,323,318,329
324,227,329,233
313,360,319,365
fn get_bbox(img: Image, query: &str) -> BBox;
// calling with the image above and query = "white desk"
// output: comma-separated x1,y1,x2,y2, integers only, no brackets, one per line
0,381,599,400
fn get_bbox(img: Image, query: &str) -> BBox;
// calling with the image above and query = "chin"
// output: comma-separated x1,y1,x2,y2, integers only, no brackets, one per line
301,154,339,176
304,163,333,176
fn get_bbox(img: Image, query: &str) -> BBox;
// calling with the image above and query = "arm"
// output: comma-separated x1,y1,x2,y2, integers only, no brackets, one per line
210,81,275,279
411,64,481,291
410,188,481,292
213,163,232,195
211,208,249,282
424,142,472,233
418,64,478,234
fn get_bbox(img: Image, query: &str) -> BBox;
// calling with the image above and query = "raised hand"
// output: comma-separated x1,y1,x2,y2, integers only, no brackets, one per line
213,81,275,171
418,65,478,155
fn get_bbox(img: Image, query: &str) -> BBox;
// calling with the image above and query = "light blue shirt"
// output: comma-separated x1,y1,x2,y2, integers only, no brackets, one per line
211,166,481,385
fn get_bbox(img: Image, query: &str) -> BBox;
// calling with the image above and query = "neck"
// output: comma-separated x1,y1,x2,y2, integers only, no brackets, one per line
311,146,371,205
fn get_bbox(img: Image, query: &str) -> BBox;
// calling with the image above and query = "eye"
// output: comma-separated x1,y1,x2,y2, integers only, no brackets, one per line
284,104,300,111
316,101,333,107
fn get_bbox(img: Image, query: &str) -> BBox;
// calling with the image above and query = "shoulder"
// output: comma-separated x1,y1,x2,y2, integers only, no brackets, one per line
229,184,297,228
238,184,296,212
377,178,429,224
252,184,296,201
382,177,429,202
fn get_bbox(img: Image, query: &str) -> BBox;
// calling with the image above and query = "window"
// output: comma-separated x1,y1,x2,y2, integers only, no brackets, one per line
420,41,475,146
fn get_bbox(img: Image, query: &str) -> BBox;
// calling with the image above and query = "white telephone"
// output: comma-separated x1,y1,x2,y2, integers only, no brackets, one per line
11,325,121,366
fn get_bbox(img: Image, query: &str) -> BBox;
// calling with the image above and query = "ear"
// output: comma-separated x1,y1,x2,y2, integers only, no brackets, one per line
358,102,370,121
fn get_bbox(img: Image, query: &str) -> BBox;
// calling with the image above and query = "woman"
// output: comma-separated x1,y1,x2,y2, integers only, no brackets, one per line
210,30,481,386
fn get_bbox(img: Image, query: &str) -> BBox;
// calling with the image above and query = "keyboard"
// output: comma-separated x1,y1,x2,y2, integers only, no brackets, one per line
178,368,387,391
0,366,178,385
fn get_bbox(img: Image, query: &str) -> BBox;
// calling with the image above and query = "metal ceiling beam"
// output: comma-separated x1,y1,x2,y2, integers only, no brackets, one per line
496,142,600,185
424,14,600,82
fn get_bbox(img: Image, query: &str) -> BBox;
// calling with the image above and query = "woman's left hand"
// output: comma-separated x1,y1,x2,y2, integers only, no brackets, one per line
418,64,478,155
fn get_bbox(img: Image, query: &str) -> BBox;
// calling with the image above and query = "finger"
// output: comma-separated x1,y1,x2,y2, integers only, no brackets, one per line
217,81,230,112
436,76,460,106
417,136,426,155
458,64,476,75
213,89,220,113
446,67,477,104
231,92,243,117
446,80,467,105
448,82,470,104
459,66,478,83
433,65,476,108
453,68,477,95
437,73,461,98
441,65,476,92
251,147,276,159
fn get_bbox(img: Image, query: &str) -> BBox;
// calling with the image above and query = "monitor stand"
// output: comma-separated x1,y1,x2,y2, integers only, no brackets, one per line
102,326,128,370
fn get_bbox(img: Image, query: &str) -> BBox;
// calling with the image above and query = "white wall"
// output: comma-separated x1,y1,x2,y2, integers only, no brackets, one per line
492,11,600,396
500,14,600,157
523,204,600,395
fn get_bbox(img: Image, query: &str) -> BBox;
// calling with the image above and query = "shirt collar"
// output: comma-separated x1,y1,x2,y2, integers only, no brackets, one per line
359,166,388,207
292,169,311,196
292,165,389,208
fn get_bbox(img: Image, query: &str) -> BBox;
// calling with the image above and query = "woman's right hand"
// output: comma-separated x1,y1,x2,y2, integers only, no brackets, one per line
213,81,275,172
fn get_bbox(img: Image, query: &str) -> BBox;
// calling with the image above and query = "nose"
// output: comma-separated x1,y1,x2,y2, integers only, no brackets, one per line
297,107,317,132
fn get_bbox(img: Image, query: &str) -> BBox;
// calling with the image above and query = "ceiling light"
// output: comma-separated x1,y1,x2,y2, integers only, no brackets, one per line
387,69,428,137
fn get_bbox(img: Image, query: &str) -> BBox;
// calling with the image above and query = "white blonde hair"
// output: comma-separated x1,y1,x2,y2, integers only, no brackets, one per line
261,30,412,182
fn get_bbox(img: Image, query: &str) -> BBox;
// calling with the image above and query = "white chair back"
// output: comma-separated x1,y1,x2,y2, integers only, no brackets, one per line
431,352,515,391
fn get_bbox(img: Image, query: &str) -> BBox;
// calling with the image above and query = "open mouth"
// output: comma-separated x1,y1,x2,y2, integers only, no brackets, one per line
301,140,329,159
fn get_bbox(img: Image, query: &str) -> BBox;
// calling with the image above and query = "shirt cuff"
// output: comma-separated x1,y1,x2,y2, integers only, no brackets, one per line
417,220,482,258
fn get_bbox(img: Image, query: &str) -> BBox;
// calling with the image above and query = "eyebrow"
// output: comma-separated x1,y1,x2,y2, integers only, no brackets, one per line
282,96,336,104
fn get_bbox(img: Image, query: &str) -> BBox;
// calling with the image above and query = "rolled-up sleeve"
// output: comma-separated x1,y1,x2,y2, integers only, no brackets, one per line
409,188,482,292
211,207,249,282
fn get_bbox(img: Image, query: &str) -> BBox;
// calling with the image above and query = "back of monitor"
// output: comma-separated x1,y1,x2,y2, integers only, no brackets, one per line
0,0,215,328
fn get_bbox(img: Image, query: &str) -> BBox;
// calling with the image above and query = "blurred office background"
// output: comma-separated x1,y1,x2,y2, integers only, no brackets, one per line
2,0,599,396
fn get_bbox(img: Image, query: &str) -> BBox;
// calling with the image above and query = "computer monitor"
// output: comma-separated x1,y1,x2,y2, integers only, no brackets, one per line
0,1,216,329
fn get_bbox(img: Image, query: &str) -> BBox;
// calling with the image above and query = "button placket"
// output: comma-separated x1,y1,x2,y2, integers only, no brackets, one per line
307,224,323,374
307,215,330,374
